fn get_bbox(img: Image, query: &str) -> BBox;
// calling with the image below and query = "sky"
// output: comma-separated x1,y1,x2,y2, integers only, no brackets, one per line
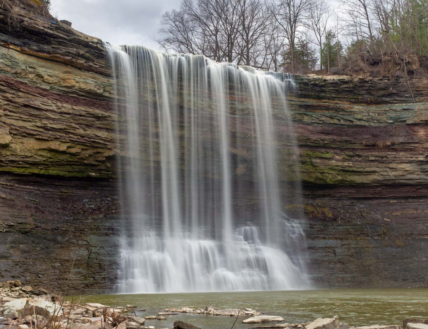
49,0,181,50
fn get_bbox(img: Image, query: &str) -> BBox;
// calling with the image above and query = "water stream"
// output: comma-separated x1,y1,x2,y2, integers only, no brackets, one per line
69,289,428,328
108,46,310,293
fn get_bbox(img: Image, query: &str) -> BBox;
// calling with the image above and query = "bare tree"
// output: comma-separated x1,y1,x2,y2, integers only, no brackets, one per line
270,0,314,73
341,0,376,42
307,0,331,70
264,18,287,71
158,0,241,62
235,0,271,67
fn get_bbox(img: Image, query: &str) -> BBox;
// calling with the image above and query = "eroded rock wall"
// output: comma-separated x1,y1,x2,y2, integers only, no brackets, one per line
0,6,427,292
292,76,428,288
0,6,119,293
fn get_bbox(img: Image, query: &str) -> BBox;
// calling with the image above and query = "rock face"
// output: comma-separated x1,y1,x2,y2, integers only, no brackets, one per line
291,76,428,288
0,5,428,292
0,5,118,293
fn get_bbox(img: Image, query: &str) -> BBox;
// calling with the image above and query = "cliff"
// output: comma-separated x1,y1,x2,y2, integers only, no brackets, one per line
0,6,427,292
290,76,428,287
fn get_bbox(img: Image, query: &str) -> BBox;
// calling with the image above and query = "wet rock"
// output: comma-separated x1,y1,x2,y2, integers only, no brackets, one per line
157,312,177,316
108,308,125,315
356,326,401,329
306,316,339,329
144,316,157,320
127,316,145,325
126,321,139,329
404,320,428,329
173,321,202,329
164,307,260,317
407,324,428,329
242,315,285,324
126,305,137,309
157,316,166,320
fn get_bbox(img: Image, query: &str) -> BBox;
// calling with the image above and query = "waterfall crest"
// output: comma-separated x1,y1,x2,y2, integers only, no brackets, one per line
108,45,311,293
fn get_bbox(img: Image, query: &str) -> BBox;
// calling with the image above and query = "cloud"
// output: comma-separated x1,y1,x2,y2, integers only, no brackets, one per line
49,0,181,50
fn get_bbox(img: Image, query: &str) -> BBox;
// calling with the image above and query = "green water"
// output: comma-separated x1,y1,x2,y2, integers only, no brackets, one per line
68,289,428,329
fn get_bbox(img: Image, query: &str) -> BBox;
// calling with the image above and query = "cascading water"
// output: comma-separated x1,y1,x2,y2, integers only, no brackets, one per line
108,45,311,293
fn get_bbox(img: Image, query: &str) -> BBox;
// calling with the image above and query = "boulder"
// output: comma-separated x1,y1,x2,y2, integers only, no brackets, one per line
157,316,166,320
205,306,214,313
21,286,33,293
145,316,157,320
84,303,109,309
81,317,103,324
31,289,49,296
330,67,343,75
406,55,420,71
60,20,72,27
1,297,16,303
173,321,202,329
306,316,340,329
242,315,285,324
3,298,63,318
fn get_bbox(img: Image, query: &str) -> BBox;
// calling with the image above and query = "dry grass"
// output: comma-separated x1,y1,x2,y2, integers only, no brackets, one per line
0,0,51,30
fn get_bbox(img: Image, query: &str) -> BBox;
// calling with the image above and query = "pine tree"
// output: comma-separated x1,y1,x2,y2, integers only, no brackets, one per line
321,30,343,72
281,37,318,73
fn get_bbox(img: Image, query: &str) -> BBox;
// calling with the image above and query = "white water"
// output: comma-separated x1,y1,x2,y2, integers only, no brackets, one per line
108,45,310,293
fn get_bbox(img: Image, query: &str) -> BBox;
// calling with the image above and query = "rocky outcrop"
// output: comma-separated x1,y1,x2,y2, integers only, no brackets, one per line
0,5,427,292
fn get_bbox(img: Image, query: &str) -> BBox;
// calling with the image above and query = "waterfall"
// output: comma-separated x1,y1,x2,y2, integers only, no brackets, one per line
108,45,311,293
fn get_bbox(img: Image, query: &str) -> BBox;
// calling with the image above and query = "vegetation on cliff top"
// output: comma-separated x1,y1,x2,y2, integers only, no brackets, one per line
1,0,51,28
157,0,428,78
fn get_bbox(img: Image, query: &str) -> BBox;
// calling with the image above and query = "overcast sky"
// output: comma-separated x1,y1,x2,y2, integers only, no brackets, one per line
50,0,181,50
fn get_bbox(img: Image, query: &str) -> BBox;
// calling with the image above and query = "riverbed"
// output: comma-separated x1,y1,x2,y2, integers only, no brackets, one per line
68,289,428,329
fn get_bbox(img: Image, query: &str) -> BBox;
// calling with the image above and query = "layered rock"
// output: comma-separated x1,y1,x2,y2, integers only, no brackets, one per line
0,5,118,293
0,5,427,292
292,75,428,288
